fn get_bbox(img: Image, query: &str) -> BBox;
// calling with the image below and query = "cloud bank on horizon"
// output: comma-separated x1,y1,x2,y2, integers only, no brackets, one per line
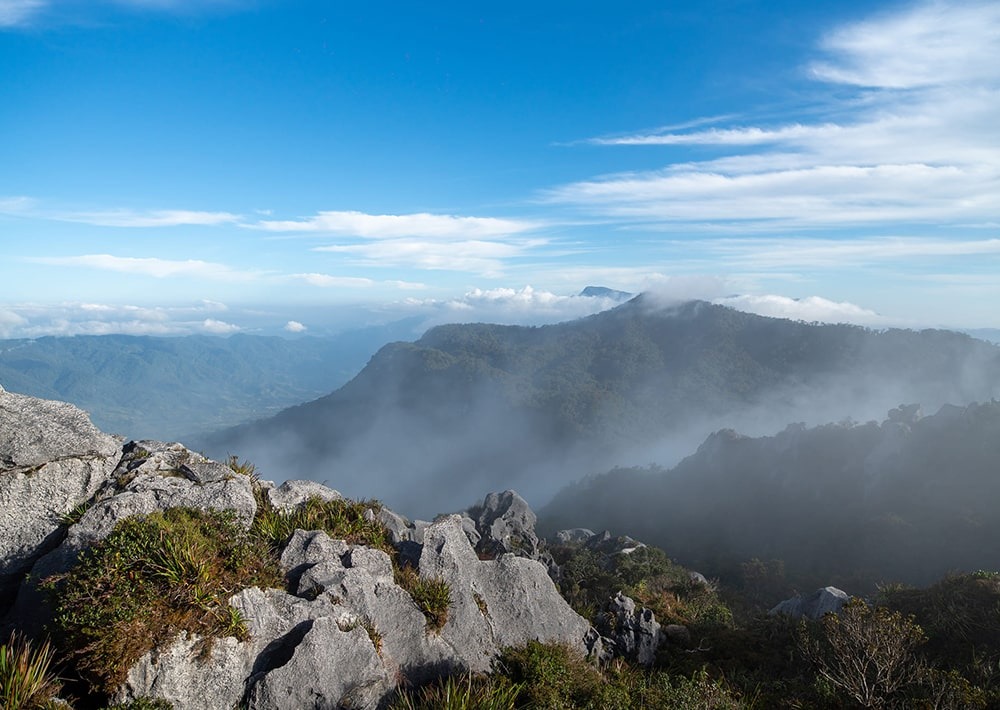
1,0,997,336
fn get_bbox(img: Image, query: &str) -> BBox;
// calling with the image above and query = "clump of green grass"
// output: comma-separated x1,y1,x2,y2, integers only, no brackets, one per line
45,507,282,692
394,564,451,631
252,493,393,556
390,672,522,710
59,500,94,527
0,632,62,710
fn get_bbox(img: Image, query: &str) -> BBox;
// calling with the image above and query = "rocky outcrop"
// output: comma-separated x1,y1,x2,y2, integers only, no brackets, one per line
115,515,594,709
467,490,544,560
596,592,663,666
770,586,850,620
4,438,258,636
0,386,122,616
1,388,599,709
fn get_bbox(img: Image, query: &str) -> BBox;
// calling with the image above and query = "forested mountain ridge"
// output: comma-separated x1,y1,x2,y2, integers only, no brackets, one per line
0,325,418,439
203,297,1000,516
541,399,1000,591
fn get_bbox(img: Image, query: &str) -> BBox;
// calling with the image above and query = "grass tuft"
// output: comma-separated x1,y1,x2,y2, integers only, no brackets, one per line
394,564,451,631
390,672,522,710
251,493,392,556
0,633,62,710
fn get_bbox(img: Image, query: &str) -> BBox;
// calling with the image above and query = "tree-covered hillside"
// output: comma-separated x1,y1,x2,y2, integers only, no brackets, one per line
0,324,419,440
203,297,1000,517
541,400,1000,591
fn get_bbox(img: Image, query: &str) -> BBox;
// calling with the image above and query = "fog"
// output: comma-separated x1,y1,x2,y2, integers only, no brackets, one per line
202,298,1000,531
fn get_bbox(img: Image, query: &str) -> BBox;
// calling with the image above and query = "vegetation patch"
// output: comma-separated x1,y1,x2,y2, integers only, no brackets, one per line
0,632,62,710
553,543,733,631
394,565,451,631
248,485,393,557
45,507,282,693
390,672,522,710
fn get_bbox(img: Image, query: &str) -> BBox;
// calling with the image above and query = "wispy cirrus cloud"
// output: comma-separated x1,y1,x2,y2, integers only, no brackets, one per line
0,0,246,29
698,236,1000,270
558,1,1000,234
253,209,549,277
314,237,546,276
62,209,241,228
253,210,541,240
0,0,44,27
291,273,375,288
28,254,259,280
0,198,241,227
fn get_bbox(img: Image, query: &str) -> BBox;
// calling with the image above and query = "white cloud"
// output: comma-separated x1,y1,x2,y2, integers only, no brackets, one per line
714,294,888,326
560,1,1000,234
60,209,240,227
810,1,1000,88
291,273,375,288
254,210,541,240
0,308,29,338
402,285,626,327
201,318,240,334
0,301,233,337
700,236,1000,270
0,195,37,212
315,238,547,276
29,254,257,280
284,320,307,333
0,0,44,27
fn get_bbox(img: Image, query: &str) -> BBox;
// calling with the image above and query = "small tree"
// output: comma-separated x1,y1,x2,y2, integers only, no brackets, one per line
799,598,926,708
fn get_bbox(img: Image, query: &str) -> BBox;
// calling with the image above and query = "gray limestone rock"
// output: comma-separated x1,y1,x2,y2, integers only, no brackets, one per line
4,438,257,636
0,388,122,615
555,528,596,544
468,490,542,560
596,592,662,666
266,479,343,512
770,586,850,620
420,515,593,670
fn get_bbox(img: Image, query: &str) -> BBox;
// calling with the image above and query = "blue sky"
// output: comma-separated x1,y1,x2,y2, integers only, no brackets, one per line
1,0,998,337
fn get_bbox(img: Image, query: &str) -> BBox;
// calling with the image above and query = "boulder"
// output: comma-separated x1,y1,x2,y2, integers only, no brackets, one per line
596,592,662,666
267,479,343,511
0,387,122,616
467,490,544,560
770,586,850,620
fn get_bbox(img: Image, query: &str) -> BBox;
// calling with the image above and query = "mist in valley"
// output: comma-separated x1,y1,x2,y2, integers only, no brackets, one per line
200,296,1000,595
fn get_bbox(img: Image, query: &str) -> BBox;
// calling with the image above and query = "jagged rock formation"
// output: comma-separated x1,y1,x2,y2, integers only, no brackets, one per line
596,592,663,666
0,388,598,709
770,587,850,620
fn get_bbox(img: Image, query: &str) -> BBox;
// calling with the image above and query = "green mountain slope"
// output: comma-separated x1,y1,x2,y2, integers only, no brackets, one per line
203,297,1000,517
0,323,419,439
541,400,1000,590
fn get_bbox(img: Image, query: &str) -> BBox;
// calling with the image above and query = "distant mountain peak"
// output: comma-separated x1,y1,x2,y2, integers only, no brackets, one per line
578,286,634,301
